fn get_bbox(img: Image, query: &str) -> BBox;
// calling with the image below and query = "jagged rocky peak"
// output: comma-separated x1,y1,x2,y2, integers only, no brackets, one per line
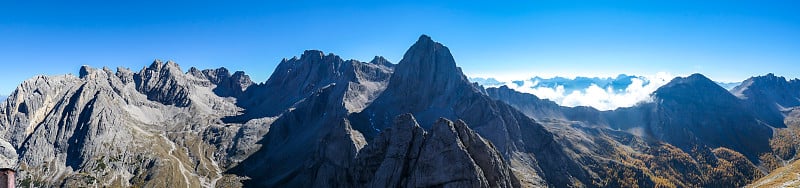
149,59,163,69
226,48,394,122
266,50,348,85
729,73,800,128
78,65,116,80
133,59,193,106
733,73,800,98
360,34,478,123
369,56,394,67
79,65,92,78
115,66,135,84
187,66,204,77
391,35,469,91
230,71,253,89
299,50,344,64
137,59,185,80
137,59,181,74
352,114,517,188
188,66,254,97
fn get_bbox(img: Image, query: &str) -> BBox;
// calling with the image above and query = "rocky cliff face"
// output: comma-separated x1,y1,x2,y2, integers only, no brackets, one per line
229,83,367,187
0,139,16,169
352,114,518,188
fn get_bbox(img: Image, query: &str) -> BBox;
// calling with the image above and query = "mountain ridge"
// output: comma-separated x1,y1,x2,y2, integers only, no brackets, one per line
0,34,795,187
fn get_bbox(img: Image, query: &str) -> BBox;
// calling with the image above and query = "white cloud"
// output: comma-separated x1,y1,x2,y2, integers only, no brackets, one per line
499,72,675,111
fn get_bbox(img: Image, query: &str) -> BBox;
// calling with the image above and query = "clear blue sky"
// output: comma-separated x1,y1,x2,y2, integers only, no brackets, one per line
1,0,799,95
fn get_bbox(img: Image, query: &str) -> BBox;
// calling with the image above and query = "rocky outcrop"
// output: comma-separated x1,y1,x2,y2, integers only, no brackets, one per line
0,139,16,169
352,114,518,188
229,83,367,187
350,114,427,187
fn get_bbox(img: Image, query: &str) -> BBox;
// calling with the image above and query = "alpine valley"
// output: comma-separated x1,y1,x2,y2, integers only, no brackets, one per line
1,35,798,187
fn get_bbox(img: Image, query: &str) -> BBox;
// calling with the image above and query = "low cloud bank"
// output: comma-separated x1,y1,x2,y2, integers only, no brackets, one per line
472,73,676,111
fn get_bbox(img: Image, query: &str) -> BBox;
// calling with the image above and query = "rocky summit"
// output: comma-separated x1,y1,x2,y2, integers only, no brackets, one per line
0,35,798,187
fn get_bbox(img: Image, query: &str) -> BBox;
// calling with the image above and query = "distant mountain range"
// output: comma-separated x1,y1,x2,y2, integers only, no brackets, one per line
0,35,797,187
471,75,742,92
470,75,743,110
473,74,650,93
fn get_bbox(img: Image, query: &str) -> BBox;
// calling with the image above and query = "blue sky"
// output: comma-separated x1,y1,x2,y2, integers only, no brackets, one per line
1,0,799,95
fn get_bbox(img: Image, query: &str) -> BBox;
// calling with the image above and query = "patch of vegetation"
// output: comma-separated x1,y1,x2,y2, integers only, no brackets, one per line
703,147,764,187
19,177,46,188
769,128,798,160
759,153,781,172
590,133,765,188
94,156,107,172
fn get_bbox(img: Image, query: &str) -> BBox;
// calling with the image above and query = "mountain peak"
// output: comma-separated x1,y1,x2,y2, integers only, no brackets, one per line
78,65,115,80
654,73,734,103
149,59,163,70
747,73,786,85
144,59,183,73
369,56,393,67
664,73,716,88
165,60,179,68
302,50,325,60
731,73,788,95
79,65,93,79
390,35,467,92
416,34,433,44
685,73,711,82
731,73,800,128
